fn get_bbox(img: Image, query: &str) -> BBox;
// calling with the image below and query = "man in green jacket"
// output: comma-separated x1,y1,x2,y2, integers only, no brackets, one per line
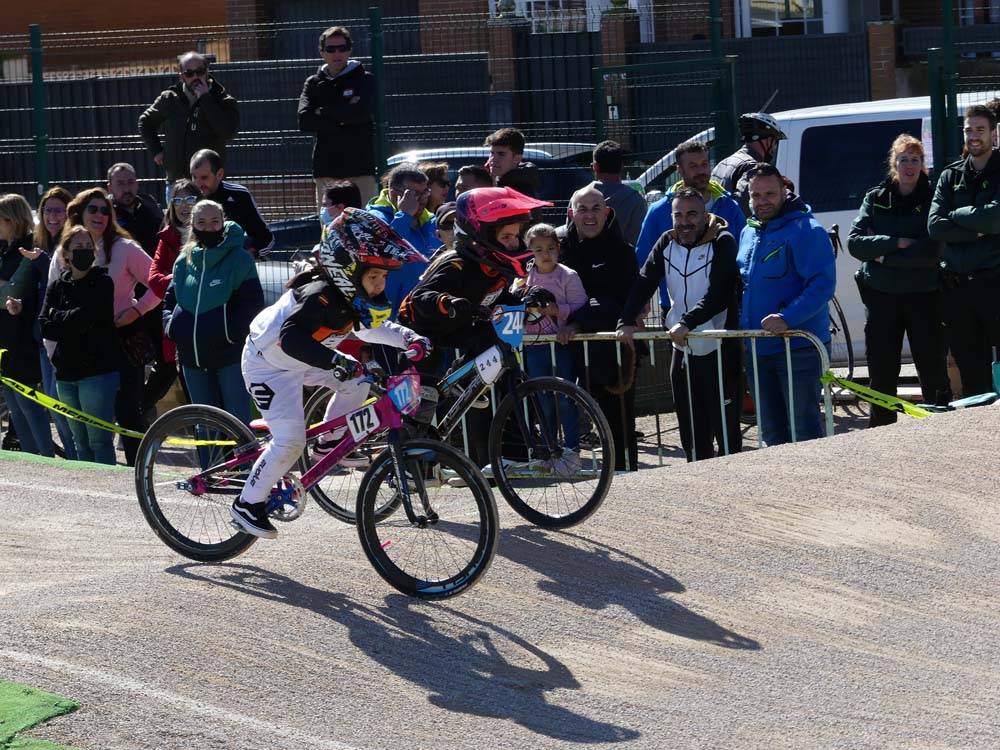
139,52,240,189
928,103,1000,397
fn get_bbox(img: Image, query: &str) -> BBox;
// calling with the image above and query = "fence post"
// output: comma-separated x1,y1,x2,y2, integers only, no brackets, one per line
941,0,959,165
928,47,947,178
592,66,605,142
709,0,722,60
369,7,388,179
29,24,48,198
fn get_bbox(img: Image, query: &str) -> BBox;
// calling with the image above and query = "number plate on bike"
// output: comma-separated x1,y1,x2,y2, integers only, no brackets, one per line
475,345,503,385
347,404,379,443
493,305,525,347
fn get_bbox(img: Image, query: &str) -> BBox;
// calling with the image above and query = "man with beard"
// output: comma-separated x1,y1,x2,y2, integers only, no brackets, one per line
139,52,239,189
928,104,1000,397
635,141,744,322
558,186,640,471
739,163,836,446
189,149,273,257
107,163,163,256
617,188,741,461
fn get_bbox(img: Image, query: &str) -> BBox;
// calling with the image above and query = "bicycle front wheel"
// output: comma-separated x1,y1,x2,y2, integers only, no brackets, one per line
135,404,258,562
489,376,614,528
356,438,498,600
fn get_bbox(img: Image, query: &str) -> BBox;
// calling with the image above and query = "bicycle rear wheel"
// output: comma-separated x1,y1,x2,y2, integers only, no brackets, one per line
489,376,614,528
829,295,855,381
356,438,498,600
135,404,258,562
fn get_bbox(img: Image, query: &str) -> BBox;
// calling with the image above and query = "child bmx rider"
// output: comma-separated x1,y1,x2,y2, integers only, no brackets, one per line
231,208,432,539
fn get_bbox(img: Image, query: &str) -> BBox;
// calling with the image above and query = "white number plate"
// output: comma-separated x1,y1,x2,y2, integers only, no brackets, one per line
346,404,379,443
475,345,503,385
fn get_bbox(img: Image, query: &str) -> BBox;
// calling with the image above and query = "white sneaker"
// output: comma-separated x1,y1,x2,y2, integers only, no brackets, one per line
542,451,581,476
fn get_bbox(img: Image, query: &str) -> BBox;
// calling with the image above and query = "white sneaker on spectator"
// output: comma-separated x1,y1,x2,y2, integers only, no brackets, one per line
543,450,581,476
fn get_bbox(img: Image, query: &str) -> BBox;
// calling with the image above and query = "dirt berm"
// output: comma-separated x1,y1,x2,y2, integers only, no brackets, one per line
0,407,997,749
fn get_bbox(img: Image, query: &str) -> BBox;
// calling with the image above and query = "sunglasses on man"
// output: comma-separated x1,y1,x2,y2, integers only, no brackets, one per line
323,43,351,53
181,67,207,78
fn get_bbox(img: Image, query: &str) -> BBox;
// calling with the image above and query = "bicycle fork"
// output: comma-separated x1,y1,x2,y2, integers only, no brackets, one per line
386,430,438,528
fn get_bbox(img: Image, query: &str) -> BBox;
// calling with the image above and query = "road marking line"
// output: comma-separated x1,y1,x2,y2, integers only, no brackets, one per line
0,650,362,750
0,479,133,502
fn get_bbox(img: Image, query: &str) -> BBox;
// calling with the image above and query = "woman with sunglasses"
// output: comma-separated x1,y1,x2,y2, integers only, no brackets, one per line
149,179,198,378
40,225,120,464
163,201,264,425
56,188,161,465
33,186,78,459
0,193,55,457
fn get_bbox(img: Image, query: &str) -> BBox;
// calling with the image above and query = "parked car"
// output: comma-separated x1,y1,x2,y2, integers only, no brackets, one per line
633,94,996,366
387,145,594,223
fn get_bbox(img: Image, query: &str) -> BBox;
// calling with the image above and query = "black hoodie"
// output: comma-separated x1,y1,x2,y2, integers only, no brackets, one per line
298,62,376,178
40,266,120,381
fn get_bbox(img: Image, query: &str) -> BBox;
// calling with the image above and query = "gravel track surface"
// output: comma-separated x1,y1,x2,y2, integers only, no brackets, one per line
1,407,997,749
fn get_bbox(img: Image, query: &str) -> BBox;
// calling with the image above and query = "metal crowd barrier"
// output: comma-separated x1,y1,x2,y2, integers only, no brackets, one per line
520,329,835,468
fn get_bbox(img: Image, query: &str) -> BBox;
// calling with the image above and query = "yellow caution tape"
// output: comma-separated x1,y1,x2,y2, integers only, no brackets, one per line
821,371,934,418
0,349,235,446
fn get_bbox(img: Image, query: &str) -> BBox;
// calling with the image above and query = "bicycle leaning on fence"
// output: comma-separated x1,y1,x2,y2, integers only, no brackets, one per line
134,352,499,601
301,302,616,529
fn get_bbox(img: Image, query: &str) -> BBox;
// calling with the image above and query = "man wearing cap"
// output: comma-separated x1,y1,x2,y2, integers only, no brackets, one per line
433,201,457,253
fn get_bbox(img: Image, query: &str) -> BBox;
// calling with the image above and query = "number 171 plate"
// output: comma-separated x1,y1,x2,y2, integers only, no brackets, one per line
346,404,379,443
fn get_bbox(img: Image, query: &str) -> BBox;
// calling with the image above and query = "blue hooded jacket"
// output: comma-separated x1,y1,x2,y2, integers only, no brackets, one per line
164,221,265,369
366,192,438,319
635,180,746,313
737,193,836,356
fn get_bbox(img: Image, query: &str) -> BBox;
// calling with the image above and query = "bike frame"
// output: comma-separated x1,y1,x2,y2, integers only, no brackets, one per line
183,372,434,524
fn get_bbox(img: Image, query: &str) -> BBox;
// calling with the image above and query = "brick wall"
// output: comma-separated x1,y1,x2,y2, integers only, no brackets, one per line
3,1,229,69
418,0,488,54
868,21,897,101
226,0,270,61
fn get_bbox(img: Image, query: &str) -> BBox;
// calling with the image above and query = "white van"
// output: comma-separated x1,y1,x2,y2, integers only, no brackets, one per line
634,94,995,367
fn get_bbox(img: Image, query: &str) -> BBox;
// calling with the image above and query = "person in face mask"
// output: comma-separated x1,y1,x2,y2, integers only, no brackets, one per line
39,225,121,464
162,200,265,424
319,181,363,241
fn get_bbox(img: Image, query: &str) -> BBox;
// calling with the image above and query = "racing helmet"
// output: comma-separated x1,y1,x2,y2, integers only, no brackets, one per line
453,187,552,278
318,207,428,328
738,112,787,142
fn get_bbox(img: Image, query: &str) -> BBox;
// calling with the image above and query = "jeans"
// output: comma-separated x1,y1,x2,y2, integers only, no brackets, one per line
747,344,829,446
39,349,77,459
116,361,146,466
57,371,120,464
523,343,580,451
183,361,252,426
2,383,55,457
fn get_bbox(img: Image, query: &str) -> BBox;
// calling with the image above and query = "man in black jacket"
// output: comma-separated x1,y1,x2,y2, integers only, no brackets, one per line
558,186,640,471
928,103,1000,397
138,52,239,187
485,128,540,199
298,26,377,208
189,149,273,257
107,163,163,257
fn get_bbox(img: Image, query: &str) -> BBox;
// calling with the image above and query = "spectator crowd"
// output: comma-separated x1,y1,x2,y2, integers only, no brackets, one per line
1,21,997,470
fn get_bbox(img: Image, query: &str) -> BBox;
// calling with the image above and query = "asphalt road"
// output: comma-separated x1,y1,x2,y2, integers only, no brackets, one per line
1,407,997,749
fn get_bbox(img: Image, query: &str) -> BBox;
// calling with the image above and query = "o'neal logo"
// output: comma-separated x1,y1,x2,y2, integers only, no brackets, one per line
249,382,275,410
329,262,357,300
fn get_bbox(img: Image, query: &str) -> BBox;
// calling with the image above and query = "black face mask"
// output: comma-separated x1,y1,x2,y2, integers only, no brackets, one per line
193,228,224,249
71,249,95,271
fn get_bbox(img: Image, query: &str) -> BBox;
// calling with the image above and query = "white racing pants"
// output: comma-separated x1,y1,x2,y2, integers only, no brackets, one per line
239,343,369,505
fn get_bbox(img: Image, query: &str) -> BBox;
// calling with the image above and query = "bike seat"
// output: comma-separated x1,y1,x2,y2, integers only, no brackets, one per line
250,418,269,431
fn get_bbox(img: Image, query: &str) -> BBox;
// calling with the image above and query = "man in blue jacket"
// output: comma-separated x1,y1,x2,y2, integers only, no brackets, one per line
635,141,745,322
738,163,836,446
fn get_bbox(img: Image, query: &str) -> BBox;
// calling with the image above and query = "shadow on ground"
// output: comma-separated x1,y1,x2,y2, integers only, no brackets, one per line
168,563,640,744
